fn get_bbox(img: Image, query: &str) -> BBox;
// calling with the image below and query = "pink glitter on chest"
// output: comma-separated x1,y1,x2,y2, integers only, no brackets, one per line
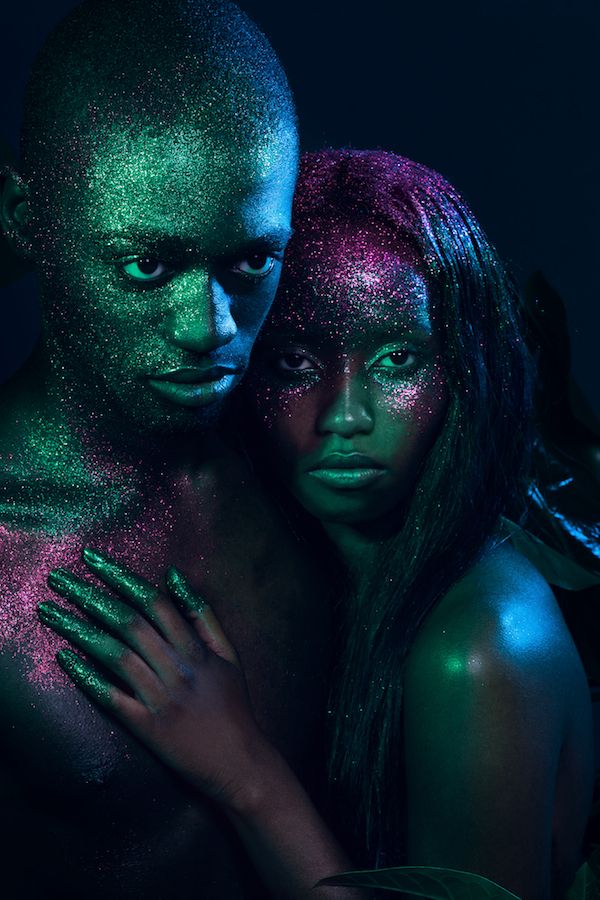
0,526,85,686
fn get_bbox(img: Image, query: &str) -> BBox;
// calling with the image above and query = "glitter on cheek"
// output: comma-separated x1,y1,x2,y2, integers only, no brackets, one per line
374,360,448,418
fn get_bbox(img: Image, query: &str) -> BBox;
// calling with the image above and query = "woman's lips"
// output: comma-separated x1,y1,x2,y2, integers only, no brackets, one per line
307,453,386,489
147,366,240,407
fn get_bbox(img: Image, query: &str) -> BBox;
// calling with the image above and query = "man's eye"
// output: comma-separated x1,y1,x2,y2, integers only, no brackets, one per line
232,254,275,279
372,350,417,371
275,352,317,373
121,258,170,282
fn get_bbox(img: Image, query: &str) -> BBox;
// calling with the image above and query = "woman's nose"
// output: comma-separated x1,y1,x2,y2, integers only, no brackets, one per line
316,374,374,438
168,274,237,355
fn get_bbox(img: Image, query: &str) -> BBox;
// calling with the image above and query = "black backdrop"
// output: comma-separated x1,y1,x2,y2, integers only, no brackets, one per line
1,0,598,414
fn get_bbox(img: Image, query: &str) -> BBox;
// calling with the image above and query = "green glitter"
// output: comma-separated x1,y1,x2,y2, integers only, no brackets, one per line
82,547,159,610
48,567,137,631
165,566,207,615
56,648,113,707
0,0,298,540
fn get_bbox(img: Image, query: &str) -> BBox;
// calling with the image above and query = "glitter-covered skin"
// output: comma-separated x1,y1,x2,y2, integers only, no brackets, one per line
0,2,330,897
31,122,296,440
247,218,448,526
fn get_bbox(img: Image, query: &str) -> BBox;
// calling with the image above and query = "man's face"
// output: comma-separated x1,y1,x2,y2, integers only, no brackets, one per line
33,123,296,437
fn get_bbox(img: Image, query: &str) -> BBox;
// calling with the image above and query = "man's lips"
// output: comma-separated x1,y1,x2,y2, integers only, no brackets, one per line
146,365,242,408
150,365,241,384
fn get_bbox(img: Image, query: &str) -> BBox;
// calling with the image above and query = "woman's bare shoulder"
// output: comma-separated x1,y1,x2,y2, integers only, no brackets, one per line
402,541,593,894
407,539,576,683
403,538,591,751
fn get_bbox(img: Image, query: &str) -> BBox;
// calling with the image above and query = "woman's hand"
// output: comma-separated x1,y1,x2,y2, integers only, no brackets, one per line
38,548,276,810
38,549,367,900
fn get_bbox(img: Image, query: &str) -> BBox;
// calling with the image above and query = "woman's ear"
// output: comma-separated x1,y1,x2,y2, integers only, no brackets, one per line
0,167,34,261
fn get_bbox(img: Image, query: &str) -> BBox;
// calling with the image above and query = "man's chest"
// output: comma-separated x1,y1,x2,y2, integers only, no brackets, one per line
0,461,331,784
0,477,331,896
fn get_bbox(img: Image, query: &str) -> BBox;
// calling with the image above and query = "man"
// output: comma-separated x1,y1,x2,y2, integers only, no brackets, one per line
0,1,331,896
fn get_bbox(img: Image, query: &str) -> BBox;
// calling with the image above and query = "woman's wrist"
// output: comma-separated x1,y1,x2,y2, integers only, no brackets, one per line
221,747,364,900
218,738,297,820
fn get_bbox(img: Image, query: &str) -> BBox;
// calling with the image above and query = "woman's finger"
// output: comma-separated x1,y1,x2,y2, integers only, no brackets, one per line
38,601,165,708
82,547,158,608
49,568,137,631
81,548,201,658
47,568,196,686
165,567,241,668
57,649,149,727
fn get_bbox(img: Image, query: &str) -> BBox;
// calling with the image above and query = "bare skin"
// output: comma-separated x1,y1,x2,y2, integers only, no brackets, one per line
403,541,593,899
0,424,332,899
0,71,332,897
27,147,595,897
39,540,592,900
37,551,362,900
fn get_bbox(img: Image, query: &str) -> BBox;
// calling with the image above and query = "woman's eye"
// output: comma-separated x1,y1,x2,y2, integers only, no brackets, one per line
121,258,170,282
232,254,275,279
275,352,317,373
373,350,417,371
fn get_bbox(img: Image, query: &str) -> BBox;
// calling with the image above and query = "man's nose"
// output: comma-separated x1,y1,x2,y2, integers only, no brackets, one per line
168,274,237,354
316,372,374,438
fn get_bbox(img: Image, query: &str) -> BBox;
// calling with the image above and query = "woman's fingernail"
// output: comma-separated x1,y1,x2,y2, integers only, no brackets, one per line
83,547,105,565
165,567,206,614
38,601,63,622
48,568,73,589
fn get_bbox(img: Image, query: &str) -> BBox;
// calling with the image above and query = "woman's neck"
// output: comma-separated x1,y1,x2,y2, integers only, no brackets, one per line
322,513,399,589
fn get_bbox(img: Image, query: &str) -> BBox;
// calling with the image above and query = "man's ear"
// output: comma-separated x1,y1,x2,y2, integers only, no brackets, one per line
0,167,34,260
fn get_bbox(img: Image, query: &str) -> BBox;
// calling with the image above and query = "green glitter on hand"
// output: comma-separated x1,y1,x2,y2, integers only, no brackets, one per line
56,649,113,706
165,566,206,616
48,567,136,630
82,547,157,609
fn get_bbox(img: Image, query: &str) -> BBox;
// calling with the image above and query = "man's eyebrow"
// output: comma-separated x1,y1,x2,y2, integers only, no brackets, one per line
225,227,294,254
97,226,294,252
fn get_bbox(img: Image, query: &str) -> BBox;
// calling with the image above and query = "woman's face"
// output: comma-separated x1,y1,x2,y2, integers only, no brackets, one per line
246,218,449,525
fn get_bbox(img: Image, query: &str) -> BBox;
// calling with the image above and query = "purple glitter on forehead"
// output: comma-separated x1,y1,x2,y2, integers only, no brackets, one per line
271,215,433,341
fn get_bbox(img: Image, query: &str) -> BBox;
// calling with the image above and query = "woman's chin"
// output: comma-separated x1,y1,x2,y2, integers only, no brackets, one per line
295,490,400,528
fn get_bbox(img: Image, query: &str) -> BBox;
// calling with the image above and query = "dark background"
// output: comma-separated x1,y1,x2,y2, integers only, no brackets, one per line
1,0,598,413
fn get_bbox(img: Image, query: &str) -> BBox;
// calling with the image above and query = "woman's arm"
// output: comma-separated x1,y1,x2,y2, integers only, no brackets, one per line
38,549,367,900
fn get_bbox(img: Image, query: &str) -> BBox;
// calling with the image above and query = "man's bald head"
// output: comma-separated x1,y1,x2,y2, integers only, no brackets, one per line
20,0,297,195
2,0,298,437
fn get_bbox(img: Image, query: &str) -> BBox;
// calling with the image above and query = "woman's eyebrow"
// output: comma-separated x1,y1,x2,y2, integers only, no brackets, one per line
261,325,436,346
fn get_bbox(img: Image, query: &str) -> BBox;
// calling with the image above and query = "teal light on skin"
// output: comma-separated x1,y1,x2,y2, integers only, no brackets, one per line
246,219,449,541
498,604,552,652
32,122,297,444
0,120,296,535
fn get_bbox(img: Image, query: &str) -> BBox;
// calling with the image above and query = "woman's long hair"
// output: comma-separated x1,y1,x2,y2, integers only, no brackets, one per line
281,150,535,865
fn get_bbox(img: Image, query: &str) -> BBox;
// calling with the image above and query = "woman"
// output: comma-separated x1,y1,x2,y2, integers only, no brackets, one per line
38,151,594,899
